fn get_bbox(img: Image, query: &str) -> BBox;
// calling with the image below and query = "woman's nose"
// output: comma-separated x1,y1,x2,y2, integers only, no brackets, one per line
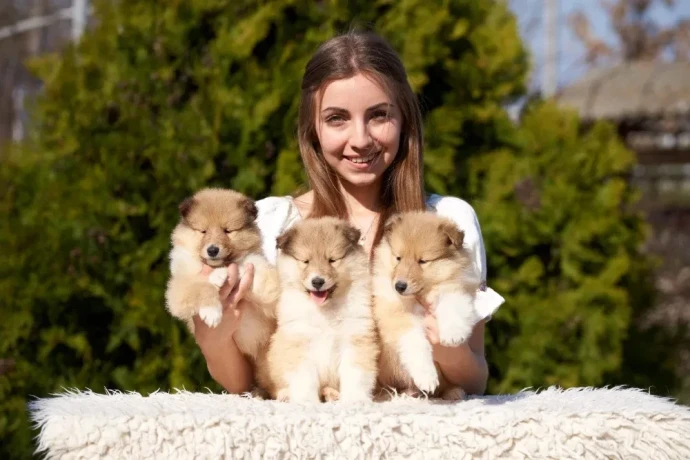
349,119,374,151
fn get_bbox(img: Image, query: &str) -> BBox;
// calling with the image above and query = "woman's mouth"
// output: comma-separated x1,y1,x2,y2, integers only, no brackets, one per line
345,152,379,168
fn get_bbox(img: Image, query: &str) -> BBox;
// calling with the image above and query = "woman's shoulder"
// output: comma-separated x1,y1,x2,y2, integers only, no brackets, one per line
426,193,481,228
427,194,504,320
254,195,301,264
255,196,293,221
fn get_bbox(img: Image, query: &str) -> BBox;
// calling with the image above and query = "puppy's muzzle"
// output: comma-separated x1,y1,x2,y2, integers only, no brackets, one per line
206,245,220,258
311,276,326,290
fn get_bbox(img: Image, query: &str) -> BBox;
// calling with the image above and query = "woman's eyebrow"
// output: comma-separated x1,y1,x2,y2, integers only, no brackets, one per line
367,102,394,111
321,106,347,113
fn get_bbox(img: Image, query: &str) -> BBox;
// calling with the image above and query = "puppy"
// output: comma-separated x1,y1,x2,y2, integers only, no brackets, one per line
373,211,481,401
164,188,280,376
266,217,379,403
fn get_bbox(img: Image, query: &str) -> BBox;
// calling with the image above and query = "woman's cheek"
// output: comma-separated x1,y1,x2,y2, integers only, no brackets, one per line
319,127,347,157
373,122,401,149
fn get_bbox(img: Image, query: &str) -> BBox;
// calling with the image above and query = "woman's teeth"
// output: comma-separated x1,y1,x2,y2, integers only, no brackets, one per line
348,154,377,164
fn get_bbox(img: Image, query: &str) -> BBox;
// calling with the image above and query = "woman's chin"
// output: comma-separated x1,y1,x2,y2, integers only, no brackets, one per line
337,171,383,189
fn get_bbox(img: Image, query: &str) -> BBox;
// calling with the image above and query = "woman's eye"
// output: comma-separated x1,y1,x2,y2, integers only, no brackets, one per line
418,259,427,265
325,115,345,124
372,110,389,121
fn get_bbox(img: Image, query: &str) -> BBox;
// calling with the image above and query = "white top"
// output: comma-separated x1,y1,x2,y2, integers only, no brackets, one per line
254,194,504,320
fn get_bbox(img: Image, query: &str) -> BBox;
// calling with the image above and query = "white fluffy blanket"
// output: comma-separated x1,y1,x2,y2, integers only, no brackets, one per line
30,386,690,459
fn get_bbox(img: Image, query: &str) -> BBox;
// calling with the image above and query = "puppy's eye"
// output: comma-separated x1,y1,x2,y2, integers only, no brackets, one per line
224,229,232,234
200,230,207,234
418,259,427,265
302,260,309,265
328,258,336,264
395,256,401,261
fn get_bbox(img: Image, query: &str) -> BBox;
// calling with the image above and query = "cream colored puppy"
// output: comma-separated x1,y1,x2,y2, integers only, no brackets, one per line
164,188,280,376
373,211,481,400
267,217,379,403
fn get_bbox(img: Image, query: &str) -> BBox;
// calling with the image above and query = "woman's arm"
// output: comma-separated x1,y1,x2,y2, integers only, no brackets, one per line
426,317,489,395
423,197,500,395
194,264,255,394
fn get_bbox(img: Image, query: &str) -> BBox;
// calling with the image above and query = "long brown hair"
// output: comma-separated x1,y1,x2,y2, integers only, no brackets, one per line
297,30,426,247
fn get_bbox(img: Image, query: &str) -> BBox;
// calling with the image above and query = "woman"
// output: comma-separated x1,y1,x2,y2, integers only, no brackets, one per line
194,31,503,396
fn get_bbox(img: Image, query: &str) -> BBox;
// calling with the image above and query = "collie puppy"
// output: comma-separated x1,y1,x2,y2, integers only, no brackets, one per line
266,217,379,403
164,188,280,382
373,211,481,400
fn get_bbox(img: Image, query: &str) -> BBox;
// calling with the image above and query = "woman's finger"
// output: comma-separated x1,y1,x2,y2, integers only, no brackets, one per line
228,264,254,307
423,313,439,345
192,315,205,333
219,264,240,301
416,296,434,313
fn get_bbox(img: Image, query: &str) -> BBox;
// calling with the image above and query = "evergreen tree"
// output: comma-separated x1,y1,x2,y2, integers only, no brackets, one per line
469,101,656,393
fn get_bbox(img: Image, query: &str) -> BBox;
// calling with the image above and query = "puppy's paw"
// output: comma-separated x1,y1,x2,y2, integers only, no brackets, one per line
411,370,439,395
321,387,340,403
199,305,223,328
435,293,478,347
208,268,228,289
442,387,467,401
437,320,474,347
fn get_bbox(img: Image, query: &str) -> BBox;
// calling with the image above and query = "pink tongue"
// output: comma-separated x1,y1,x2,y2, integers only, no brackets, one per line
310,290,328,305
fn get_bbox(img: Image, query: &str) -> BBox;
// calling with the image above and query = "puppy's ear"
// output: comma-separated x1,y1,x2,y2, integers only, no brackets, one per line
340,223,361,248
383,214,402,236
276,227,296,253
241,197,258,223
178,197,196,219
439,219,464,249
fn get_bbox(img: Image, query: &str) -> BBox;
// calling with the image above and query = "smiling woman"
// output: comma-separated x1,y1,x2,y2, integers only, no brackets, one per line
194,30,504,398
316,76,402,188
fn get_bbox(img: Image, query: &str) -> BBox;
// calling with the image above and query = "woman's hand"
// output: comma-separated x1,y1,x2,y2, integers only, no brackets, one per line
418,296,442,345
417,295,489,395
192,263,256,394
193,263,255,348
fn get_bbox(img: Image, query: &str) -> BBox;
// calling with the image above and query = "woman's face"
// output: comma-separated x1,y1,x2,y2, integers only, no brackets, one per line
315,73,402,189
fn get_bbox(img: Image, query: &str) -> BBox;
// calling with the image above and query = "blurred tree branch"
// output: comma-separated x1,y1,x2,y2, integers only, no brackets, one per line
569,0,689,65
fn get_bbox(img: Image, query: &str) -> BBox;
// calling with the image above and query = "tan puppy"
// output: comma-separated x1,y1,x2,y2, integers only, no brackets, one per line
373,211,481,400
164,188,280,377
266,217,379,403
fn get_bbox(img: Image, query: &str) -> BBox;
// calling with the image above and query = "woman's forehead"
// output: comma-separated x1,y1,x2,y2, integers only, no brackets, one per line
318,73,394,110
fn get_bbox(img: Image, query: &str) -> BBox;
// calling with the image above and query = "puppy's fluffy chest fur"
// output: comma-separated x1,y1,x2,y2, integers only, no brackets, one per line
278,283,372,369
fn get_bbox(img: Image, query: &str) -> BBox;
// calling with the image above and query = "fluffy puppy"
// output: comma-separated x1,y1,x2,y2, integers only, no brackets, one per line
164,188,280,373
373,211,481,401
266,217,379,404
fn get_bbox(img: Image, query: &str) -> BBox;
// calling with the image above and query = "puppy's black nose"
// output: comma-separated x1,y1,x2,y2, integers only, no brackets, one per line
206,245,220,258
311,277,325,290
394,281,408,294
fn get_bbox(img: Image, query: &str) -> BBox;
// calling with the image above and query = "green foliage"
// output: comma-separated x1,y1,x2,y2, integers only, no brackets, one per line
469,101,658,393
0,0,663,457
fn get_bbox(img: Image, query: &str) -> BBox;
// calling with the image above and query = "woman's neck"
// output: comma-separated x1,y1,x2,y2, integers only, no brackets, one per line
339,180,382,219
